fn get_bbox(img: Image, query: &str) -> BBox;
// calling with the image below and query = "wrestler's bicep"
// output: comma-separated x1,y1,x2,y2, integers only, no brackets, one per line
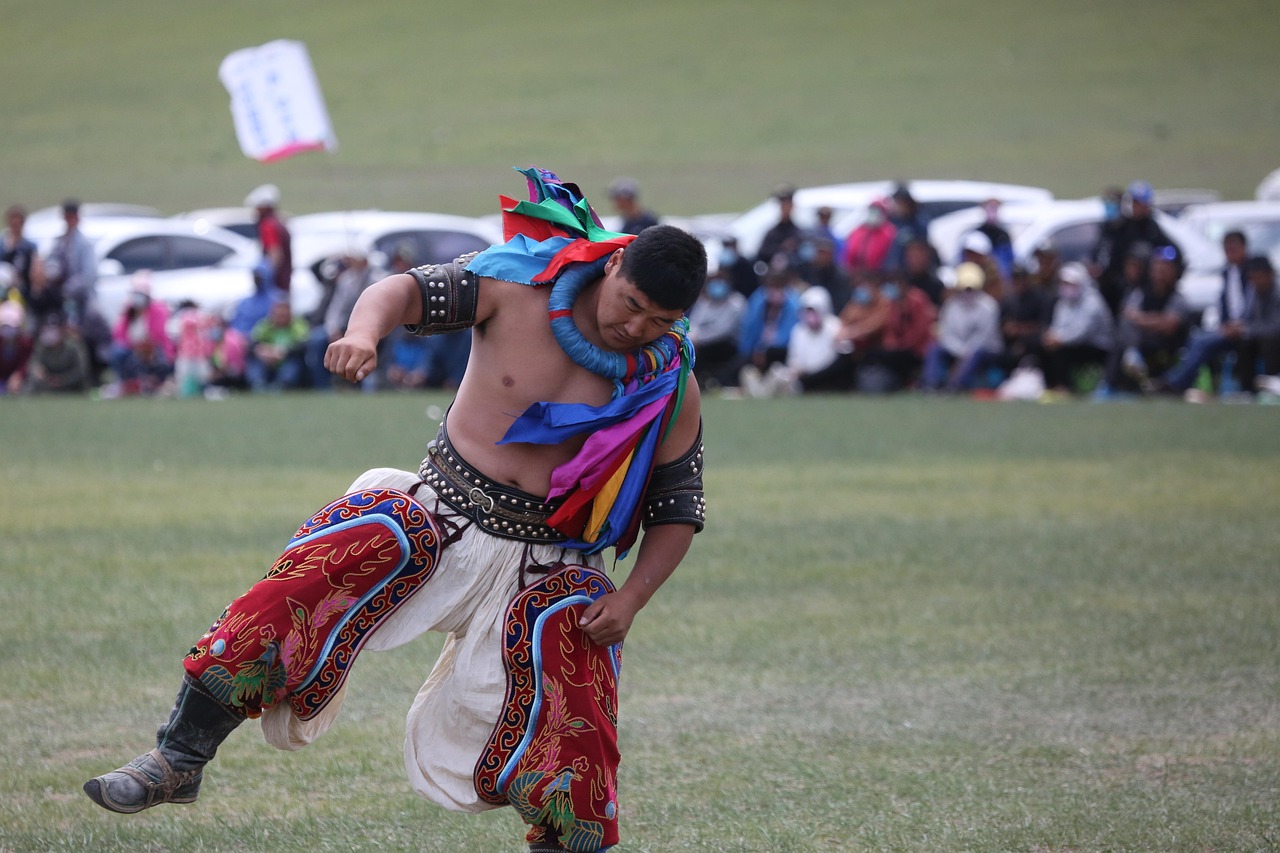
655,375,702,465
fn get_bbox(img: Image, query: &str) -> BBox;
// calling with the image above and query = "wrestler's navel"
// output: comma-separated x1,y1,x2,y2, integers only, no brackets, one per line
502,376,514,387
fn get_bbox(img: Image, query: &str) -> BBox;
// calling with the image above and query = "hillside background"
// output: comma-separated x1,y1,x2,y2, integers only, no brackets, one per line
2,0,1278,217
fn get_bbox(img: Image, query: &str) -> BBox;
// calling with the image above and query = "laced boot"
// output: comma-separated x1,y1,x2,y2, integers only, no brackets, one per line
83,675,245,813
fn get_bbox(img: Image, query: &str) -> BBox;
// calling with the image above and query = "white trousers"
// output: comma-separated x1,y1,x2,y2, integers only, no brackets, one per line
259,467,602,813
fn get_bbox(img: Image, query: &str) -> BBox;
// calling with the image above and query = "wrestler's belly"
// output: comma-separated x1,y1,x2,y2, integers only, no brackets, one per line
443,403,585,498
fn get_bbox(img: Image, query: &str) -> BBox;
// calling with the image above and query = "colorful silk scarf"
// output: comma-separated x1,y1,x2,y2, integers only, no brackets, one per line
466,168,696,556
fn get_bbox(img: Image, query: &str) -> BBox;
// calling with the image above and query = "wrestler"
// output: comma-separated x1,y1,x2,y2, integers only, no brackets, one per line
83,169,707,853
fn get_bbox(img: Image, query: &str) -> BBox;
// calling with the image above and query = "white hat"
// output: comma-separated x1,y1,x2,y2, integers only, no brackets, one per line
961,230,993,255
244,183,281,208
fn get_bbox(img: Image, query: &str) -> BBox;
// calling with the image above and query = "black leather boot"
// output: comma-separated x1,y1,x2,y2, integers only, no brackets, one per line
83,675,245,814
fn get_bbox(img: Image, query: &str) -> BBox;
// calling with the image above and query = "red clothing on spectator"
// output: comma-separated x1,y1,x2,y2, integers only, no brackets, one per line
882,286,936,358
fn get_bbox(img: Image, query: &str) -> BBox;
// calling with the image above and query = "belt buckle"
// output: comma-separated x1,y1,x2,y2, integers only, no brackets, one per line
468,486,496,514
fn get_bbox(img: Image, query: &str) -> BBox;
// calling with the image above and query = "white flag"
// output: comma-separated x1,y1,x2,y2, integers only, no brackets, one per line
219,40,338,163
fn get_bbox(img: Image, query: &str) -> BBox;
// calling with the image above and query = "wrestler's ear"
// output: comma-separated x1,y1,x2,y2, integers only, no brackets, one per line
606,247,624,273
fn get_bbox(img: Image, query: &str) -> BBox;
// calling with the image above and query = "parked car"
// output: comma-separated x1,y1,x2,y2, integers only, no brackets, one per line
1177,200,1280,266
705,179,1055,263
171,207,265,241
25,216,315,325
289,210,501,289
929,199,1226,311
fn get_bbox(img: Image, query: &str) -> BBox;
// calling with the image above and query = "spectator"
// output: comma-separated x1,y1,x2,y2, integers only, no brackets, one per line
1038,263,1115,393
0,300,34,394
108,273,175,396
607,178,660,235
26,312,91,394
799,235,850,313
206,315,248,395
1214,230,1251,332
756,184,801,267
717,235,759,298
887,183,935,270
921,262,1003,392
246,297,309,392
1000,262,1054,374
686,270,745,390
798,272,891,393
959,229,1007,301
170,300,213,398
1105,245,1192,394
812,205,845,261
307,251,379,391
975,198,1015,281
228,261,276,338
43,199,98,327
1030,241,1062,296
1158,255,1280,398
3,205,43,309
1093,181,1177,317
1089,185,1126,287
857,271,936,392
903,237,946,306
842,198,896,279
742,285,839,397
245,184,293,292
737,259,800,376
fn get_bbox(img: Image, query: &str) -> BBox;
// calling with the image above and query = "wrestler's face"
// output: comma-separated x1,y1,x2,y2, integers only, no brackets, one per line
596,249,682,352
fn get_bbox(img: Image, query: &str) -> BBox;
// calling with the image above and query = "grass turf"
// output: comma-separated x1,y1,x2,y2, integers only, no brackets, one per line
0,392,1277,851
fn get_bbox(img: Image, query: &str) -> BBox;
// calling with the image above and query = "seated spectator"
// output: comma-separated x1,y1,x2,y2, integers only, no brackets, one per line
108,273,175,396
959,230,1007,302
206,315,248,395
903,238,945,306
26,313,91,394
742,285,839,397
1038,263,1115,393
921,262,1004,392
857,272,936,392
687,270,745,391
737,259,800,377
246,297,309,392
1000,262,1054,373
1158,256,1280,398
1104,245,1192,394
228,260,277,339
169,300,213,398
797,273,891,393
0,300,34,394
718,235,760,298
798,236,850,313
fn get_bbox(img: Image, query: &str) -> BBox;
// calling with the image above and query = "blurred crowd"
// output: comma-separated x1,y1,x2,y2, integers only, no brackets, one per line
0,189,470,399
3,179,1278,403
689,181,1280,403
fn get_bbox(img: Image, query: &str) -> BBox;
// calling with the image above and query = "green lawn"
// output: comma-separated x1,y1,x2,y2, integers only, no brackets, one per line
1,392,1277,851
2,1,1279,216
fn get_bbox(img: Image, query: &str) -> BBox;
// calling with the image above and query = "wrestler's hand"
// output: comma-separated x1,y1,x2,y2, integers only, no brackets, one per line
325,333,379,383
578,590,642,647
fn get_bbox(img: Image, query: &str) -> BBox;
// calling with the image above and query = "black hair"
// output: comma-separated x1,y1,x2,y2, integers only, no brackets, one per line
1223,229,1247,247
619,224,707,313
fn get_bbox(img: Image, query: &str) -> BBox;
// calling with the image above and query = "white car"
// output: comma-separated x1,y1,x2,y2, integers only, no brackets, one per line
707,179,1055,262
929,199,1227,311
26,216,304,325
171,207,264,241
1177,200,1280,266
289,210,501,287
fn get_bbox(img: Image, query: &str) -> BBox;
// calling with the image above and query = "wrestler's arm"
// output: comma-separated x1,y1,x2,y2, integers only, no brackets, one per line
324,269,500,383
578,378,702,647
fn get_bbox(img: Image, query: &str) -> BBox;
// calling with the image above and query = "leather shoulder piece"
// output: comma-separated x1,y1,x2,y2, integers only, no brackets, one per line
403,251,482,335
642,423,706,532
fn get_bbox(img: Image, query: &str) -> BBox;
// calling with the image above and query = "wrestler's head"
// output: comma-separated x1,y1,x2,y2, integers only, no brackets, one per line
617,224,707,313
597,226,705,351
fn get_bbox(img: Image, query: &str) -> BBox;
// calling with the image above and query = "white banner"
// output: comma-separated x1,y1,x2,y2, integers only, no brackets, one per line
219,40,338,163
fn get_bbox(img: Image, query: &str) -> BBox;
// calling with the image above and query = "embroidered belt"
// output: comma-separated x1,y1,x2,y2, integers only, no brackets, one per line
419,427,567,544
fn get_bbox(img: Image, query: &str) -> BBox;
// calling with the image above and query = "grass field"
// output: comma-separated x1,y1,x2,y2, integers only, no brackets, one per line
2,1,1279,217
0,392,1277,852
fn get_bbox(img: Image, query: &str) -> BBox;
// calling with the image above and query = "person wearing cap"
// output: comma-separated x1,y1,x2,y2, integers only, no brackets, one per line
1158,255,1280,398
607,177,659,236
245,184,293,293
1104,245,1192,394
1038,263,1114,393
959,229,1008,301
756,184,801,267
716,235,760,298
1091,181,1176,317
0,299,34,393
920,261,1003,392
